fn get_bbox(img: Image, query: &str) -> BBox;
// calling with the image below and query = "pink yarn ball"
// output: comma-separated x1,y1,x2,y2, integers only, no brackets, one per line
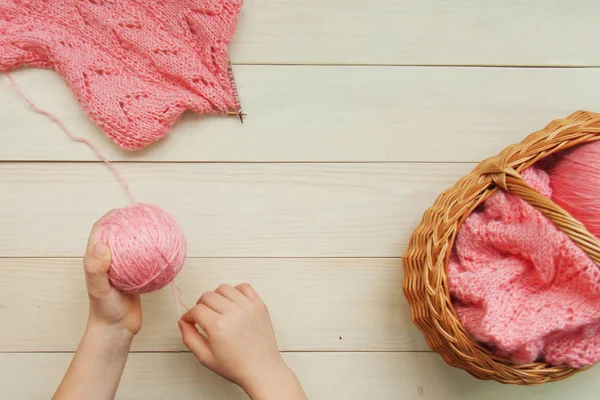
94,203,187,294
550,141,600,239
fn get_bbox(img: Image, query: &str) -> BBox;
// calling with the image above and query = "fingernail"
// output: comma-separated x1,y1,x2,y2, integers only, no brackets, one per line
94,243,107,257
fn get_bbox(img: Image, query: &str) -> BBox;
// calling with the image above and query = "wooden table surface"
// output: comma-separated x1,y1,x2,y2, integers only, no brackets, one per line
2,1,600,398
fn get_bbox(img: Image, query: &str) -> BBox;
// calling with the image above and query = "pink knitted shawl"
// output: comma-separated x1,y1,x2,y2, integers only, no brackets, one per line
449,167,600,367
0,0,243,150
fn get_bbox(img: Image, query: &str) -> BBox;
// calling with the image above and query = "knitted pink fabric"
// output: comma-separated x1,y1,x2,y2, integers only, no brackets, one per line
449,167,600,367
0,0,243,150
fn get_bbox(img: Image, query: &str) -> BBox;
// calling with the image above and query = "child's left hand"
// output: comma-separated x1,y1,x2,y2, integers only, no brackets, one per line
83,221,142,338
53,221,143,400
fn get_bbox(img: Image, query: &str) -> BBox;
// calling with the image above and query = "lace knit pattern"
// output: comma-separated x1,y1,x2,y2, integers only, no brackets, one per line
449,167,600,368
0,0,243,150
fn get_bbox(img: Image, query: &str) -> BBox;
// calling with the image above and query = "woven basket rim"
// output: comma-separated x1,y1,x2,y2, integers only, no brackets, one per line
402,110,600,385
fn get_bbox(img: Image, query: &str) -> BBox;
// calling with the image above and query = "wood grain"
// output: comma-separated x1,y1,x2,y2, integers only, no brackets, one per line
3,352,599,400
0,162,472,258
3,67,600,162
0,258,423,352
2,0,596,396
230,0,600,66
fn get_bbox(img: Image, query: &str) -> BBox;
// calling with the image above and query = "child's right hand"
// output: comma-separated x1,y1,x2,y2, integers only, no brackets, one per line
178,284,307,400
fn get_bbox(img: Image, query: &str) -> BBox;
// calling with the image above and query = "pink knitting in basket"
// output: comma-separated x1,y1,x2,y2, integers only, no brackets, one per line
0,0,243,150
449,142,600,368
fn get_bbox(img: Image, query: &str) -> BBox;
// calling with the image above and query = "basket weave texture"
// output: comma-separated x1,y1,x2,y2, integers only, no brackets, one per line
403,111,600,385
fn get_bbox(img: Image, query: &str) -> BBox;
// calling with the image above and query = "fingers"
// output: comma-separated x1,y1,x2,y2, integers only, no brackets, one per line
182,303,219,334
197,291,234,314
235,283,263,305
85,210,113,250
83,242,112,298
187,284,265,330
83,211,114,298
215,284,252,308
178,320,214,367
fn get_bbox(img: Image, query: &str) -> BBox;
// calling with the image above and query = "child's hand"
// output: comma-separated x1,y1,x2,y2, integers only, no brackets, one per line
52,223,142,400
83,222,142,338
178,284,307,399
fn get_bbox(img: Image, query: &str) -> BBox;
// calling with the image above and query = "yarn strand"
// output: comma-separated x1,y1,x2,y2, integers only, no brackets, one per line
4,73,136,204
5,73,189,314
170,281,190,316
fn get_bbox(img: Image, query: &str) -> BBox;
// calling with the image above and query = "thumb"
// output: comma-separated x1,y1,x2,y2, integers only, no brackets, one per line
84,242,112,297
178,320,214,367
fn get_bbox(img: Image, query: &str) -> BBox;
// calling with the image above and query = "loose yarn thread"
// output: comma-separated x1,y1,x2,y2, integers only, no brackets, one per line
6,73,188,312
5,74,136,204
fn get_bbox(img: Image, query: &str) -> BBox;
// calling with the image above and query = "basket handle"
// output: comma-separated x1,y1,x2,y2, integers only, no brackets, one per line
484,164,600,267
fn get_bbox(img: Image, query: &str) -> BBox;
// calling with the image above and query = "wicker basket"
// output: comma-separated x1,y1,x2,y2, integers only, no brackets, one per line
403,111,600,385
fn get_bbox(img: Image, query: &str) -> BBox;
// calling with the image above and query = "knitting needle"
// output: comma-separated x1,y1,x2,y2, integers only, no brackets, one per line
227,110,246,123
226,60,244,123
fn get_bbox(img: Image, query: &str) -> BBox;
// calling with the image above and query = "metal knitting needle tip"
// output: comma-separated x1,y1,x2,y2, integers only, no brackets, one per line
227,110,246,124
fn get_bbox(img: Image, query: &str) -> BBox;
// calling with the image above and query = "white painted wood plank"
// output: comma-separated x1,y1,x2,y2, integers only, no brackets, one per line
2,352,599,399
3,67,599,162
0,162,471,257
230,0,600,66
0,258,421,352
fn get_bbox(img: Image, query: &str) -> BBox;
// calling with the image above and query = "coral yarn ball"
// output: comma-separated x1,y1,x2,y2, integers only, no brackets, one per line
94,203,187,294
550,142,600,239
